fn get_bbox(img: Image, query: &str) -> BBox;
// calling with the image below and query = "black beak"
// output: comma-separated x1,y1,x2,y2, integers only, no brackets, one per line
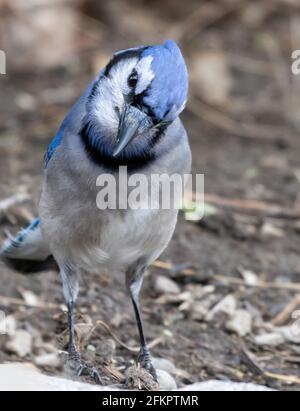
113,105,140,157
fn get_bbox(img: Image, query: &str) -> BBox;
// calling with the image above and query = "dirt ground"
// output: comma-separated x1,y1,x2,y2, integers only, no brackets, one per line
1,0,300,390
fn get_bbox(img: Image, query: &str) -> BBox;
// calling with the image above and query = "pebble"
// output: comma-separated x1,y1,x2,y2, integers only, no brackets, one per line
18,289,40,307
261,222,284,238
277,326,300,344
34,353,61,369
186,284,215,300
154,275,180,294
156,369,177,390
15,92,37,111
254,332,285,347
87,344,96,352
95,339,116,363
5,330,32,357
152,358,176,374
239,269,258,286
226,309,252,337
206,295,237,322
0,315,17,337
190,295,219,321
34,340,57,354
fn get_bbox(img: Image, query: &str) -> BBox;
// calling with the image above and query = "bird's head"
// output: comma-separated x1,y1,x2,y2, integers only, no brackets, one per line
83,40,188,160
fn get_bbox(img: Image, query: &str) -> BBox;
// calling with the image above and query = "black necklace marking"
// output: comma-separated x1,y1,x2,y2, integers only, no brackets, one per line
79,121,169,171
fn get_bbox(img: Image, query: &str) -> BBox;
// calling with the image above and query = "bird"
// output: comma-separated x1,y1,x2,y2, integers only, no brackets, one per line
0,39,191,383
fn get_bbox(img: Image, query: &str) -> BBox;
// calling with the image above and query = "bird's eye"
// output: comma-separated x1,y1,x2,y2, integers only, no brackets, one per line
128,70,138,89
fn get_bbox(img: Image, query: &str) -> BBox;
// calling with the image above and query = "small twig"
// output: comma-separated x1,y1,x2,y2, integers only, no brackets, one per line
155,294,188,305
205,193,284,213
212,275,300,292
102,364,126,383
188,96,292,142
148,336,166,350
200,356,244,380
152,260,195,276
272,295,300,326
8,206,35,223
93,320,164,354
93,320,139,353
242,345,300,385
153,260,300,293
186,191,300,220
265,371,300,385
240,346,265,376
0,194,30,217
0,295,61,310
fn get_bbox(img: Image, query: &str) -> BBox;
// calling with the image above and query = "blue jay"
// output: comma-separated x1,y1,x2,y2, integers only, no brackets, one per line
0,40,191,383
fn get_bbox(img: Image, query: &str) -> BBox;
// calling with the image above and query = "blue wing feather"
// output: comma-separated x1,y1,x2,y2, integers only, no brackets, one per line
43,76,100,168
1,218,40,255
44,121,67,167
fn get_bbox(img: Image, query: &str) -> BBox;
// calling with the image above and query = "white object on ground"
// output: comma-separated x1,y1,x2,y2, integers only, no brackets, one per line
154,275,181,294
156,369,177,390
181,381,275,391
5,330,32,358
0,364,275,391
206,294,237,321
254,332,285,347
226,309,252,337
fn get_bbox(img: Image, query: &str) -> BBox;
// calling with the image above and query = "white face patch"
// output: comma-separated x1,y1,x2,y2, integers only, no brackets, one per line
89,55,156,138
90,58,139,138
135,56,154,95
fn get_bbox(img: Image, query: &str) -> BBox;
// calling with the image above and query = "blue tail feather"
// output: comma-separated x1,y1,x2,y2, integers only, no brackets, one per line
0,218,55,274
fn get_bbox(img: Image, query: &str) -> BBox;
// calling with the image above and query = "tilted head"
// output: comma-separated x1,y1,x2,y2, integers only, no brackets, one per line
81,40,188,163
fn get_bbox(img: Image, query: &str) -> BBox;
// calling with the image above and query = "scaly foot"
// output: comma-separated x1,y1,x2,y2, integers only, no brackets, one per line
67,348,102,384
137,348,157,381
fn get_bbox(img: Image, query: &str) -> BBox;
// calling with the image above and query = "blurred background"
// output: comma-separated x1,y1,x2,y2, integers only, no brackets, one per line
1,0,300,390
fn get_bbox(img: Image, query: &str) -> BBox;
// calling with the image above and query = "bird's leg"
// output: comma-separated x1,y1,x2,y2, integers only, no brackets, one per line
127,265,157,381
60,266,102,384
131,296,157,380
66,300,101,384
67,300,81,362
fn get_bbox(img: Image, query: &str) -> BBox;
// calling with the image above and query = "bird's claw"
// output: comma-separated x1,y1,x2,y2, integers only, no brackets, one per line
66,350,102,385
142,361,158,382
77,362,103,385
138,349,157,382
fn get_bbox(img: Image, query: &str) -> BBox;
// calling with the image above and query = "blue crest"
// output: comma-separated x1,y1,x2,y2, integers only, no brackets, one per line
141,40,188,121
